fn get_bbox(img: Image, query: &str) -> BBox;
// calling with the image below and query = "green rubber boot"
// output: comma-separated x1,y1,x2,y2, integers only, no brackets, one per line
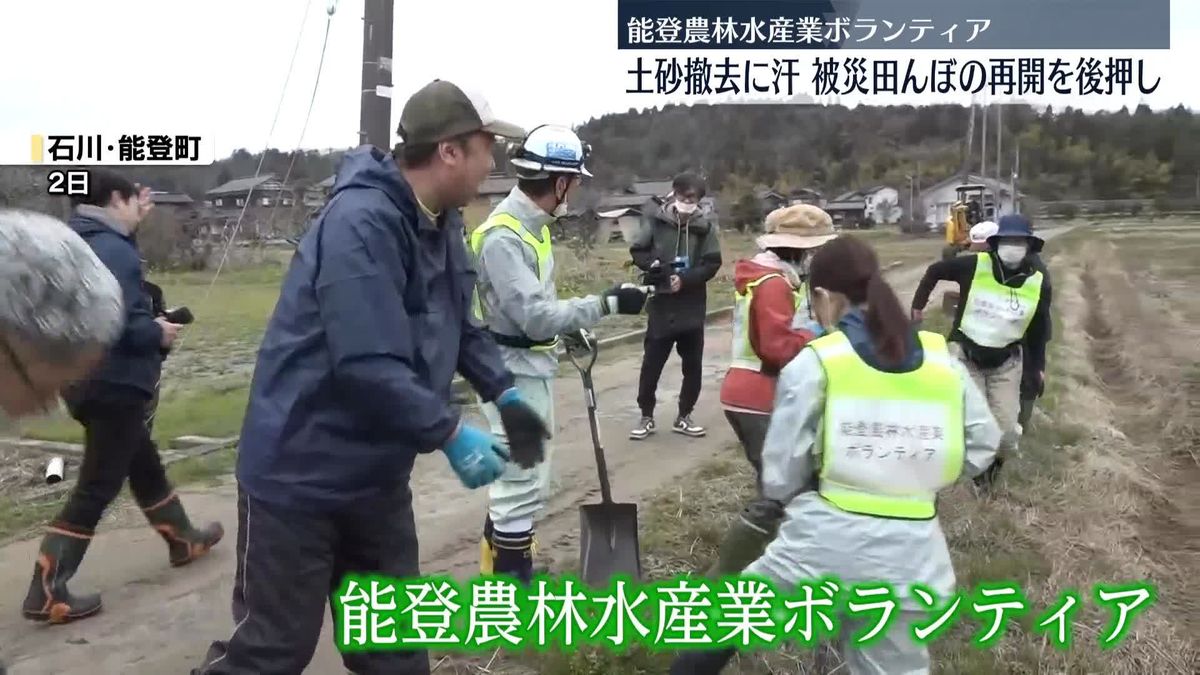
705,516,776,578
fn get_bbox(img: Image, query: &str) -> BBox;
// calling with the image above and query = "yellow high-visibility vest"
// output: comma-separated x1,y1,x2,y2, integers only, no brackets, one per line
729,272,805,372
809,330,965,520
468,213,558,352
959,252,1043,348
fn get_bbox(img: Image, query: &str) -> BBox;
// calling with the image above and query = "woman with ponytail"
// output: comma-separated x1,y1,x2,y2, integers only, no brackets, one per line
671,235,1001,675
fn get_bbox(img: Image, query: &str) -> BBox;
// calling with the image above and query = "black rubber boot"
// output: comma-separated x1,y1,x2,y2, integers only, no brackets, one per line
493,534,534,583
21,526,103,624
482,516,549,582
670,647,737,674
973,456,1006,492
142,492,224,567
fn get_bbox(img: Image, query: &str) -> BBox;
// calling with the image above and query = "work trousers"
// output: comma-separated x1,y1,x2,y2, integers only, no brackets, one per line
724,410,770,480
951,343,1023,460
480,375,555,533
723,410,784,530
637,326,705,419
195,483,426,675
56,398,173,529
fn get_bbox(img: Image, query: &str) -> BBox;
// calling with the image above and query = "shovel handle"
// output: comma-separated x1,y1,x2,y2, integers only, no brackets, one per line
583,381,615,505
563,330,598,375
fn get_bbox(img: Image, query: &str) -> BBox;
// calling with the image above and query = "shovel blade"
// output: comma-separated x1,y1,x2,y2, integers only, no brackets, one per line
579,502,642,586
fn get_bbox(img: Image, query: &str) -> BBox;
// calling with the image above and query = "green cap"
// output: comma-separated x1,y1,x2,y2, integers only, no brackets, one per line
396,80,526,146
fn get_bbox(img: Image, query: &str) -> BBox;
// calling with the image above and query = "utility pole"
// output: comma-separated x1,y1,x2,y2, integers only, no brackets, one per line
1012,142,1021,214
980,100,988,179
916,159,922,220
996,105,1003,188
359,0,394,149
961,102,976,183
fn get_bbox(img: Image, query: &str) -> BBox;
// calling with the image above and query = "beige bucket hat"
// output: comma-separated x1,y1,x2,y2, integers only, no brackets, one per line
757,204,838,250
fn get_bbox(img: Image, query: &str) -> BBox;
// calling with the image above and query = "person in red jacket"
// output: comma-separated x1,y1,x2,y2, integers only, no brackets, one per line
709,204,837,576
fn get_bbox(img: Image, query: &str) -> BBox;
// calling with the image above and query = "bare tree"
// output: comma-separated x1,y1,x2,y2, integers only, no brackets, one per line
137,209,212,270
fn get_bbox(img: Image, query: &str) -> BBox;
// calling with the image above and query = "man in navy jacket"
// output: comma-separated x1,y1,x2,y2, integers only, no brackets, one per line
195,80,548,675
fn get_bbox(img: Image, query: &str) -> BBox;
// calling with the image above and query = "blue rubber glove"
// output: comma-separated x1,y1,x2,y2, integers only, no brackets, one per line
801,319,827,337
495,387,550,469
442,422,509,489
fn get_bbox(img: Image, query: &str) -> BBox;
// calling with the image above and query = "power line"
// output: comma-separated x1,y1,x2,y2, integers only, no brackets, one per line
258,2,338,238
149,0,328,424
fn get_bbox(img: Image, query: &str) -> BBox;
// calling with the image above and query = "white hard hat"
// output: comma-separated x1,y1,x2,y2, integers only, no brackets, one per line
969,220,999,243
508,124,592,178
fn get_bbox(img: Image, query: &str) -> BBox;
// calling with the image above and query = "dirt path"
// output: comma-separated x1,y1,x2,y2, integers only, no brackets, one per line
0,229,1070,673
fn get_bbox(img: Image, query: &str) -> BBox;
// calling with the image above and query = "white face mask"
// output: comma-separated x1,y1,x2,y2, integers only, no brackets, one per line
997,243,1028,268
673,200,698,215
552,202,569,218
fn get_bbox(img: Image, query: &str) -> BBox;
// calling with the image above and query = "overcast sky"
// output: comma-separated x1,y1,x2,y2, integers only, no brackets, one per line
1,0,1197,159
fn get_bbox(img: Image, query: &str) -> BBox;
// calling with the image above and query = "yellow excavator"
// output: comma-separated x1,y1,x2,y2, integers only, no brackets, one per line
939,183,996,314
942,183,995,260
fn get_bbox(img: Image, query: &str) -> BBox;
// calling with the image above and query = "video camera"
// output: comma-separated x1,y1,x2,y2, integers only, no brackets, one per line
163,306,194,325
641,259,684,293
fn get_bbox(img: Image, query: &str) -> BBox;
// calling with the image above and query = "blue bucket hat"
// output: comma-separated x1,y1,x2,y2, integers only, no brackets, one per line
987,214,1043,252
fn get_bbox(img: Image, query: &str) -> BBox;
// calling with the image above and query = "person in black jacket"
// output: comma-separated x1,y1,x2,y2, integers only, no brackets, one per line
628,172,722,440
1019,251,1051,431
910,214,1051,491
139,267,176,434
20,169,223,625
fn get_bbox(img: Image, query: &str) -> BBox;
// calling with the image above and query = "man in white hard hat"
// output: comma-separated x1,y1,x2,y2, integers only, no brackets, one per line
469,124,648,581
968,220,999,251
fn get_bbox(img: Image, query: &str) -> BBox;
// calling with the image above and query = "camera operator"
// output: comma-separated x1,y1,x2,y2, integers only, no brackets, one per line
628,172,723,441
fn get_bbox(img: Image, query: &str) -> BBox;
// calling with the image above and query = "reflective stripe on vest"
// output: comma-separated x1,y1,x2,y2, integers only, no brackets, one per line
959,252,1043,348
729,273,805,372
468,212,558,352
810,330,965,520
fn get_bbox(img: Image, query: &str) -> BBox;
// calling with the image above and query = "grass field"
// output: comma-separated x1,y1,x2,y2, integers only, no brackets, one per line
473,222,1200,674
15,228,940,445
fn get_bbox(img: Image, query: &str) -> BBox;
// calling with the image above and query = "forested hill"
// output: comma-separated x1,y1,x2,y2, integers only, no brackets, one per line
575,103,1199,201
4,103,1196,215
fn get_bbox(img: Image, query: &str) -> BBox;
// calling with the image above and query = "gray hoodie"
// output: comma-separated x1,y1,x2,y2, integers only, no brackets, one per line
472,187,607,379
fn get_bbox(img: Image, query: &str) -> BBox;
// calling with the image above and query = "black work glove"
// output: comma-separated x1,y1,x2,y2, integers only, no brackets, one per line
641,261,669,288
495,388,551,469
601,284,648,315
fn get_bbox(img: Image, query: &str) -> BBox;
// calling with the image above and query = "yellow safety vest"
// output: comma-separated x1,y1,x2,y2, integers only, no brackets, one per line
729,272,805,372
959,252,1043,348
810,330,965,520
468,212,558,352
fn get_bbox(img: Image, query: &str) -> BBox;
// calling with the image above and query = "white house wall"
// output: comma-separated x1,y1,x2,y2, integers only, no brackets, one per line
864,187,902,224
921,184,1015,226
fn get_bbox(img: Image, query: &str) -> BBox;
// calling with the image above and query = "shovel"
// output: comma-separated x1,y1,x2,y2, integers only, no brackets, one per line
563,328,643,586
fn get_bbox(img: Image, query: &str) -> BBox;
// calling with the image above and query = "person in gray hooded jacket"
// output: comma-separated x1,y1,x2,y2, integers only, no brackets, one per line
470,124,648,581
